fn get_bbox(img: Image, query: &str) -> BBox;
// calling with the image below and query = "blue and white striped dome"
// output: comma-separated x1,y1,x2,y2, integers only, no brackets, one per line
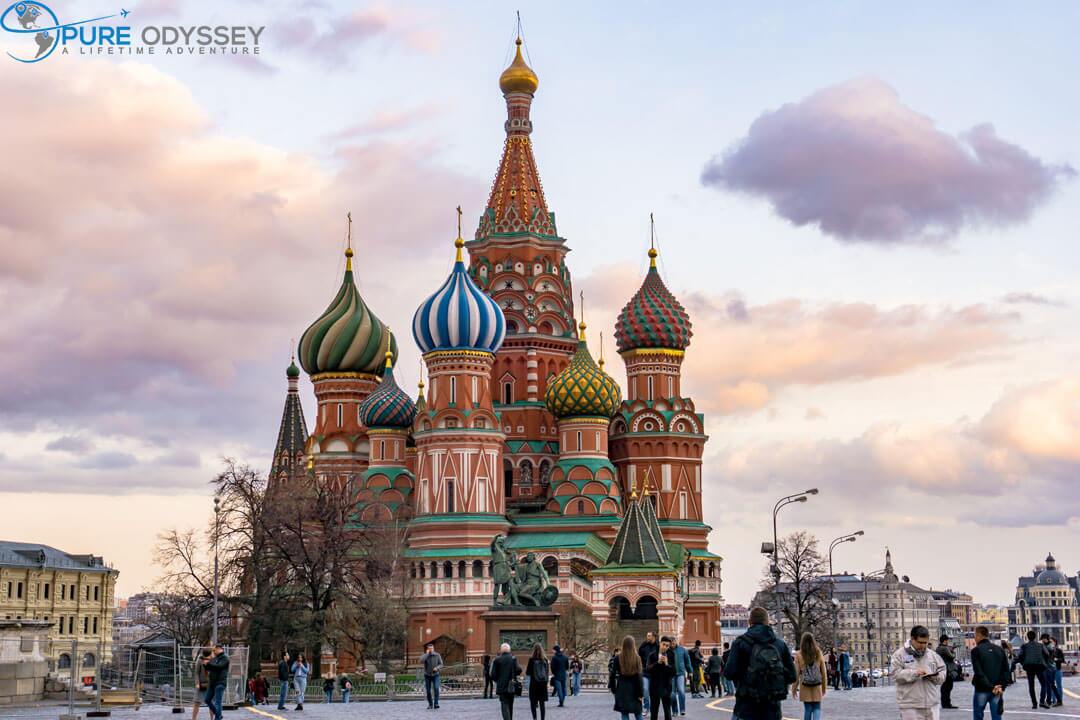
413,238,506,355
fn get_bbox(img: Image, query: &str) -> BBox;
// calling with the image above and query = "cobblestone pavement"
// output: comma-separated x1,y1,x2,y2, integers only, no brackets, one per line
8,678,1080,720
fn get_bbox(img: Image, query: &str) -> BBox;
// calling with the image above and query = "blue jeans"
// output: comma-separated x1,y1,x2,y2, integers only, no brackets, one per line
1055,669,1064,704
1041,668,1058,704
643,676,650,710
324,690,332,704
671,674,685,714
973,690,1003,720
342,689,350,704
802,701,821,720
294,677,308,706
553,678,566,705
204,684,225,720
425,674,441,707
621,713,643,720
278,680,289,707
841,671,851,690
572,671,581,696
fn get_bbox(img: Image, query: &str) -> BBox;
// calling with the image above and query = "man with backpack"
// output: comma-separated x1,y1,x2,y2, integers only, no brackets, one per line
722,607,797,720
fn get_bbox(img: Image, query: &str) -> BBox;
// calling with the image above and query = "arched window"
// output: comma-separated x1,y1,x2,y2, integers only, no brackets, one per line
337,403,343,427
576,431,582,451
443,561,454,579
430,561,438,579
520,459,533,486
450,377,457,405
634,596,659,620
611,596,633,621
576,499,586,515
58,653,72,669
647,376,654,401
472,560,484,578
419,563,426,579
82,652,96,668
410,564,417,579
458,560,467,579
446,480,456,512
542,556,559,578
539,460,551,486
503,382,514,405
503,459,514,499
698,561,706,577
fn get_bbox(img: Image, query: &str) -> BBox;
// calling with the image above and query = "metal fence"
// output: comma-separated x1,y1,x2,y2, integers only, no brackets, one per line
177,645,250,709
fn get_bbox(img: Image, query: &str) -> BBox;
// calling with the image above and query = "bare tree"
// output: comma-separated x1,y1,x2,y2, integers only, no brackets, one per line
556,605,609,664
152,529,215,646
755,531,832,645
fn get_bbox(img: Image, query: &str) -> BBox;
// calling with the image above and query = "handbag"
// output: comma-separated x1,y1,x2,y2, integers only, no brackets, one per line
512,677,523,696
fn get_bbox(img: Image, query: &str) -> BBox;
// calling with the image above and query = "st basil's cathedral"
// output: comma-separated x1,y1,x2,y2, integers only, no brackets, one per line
270,36,722,665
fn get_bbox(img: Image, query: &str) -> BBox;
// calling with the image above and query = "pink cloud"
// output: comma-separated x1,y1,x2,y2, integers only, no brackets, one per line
702,78,1074,243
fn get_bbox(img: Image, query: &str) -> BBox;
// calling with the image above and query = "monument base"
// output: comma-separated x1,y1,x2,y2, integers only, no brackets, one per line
481,608,559,661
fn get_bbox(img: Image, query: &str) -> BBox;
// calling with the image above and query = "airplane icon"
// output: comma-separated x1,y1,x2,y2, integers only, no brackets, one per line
120,8,129,17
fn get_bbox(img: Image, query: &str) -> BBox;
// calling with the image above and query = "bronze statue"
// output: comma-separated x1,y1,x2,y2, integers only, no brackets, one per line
490,535,559,607
490,534,519,606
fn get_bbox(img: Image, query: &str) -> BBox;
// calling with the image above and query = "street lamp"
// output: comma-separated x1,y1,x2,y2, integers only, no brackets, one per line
828,531,864,646
212,494,220,647
861,568,887,685
769,489,818,637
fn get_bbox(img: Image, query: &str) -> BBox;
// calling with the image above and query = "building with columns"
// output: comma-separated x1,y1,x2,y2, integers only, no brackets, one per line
273,31,722,665
1009,553,1080,651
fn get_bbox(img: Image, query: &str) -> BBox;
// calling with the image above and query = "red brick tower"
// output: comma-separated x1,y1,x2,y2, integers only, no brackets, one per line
467,37,577,511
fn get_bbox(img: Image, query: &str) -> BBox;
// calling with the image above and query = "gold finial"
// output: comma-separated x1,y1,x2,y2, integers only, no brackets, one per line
454,205,465,261
578,291,586,335
648,213,658,268
306,455,314,471
499,14,539,95
345,212,354,271
599,332,605,369
289,338,295,363
630,472,638,500
642,467,651,497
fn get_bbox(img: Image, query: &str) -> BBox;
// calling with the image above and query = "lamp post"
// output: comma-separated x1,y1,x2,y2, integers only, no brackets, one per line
861,568,887,685
828,531,864,646
212,494,220,647
769,489,818,639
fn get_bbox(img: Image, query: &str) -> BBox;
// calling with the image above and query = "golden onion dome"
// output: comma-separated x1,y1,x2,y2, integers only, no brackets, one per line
499,38,539,95
544,321,622,420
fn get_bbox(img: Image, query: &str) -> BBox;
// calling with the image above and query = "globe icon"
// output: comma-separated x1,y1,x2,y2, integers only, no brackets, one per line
2,1,60,63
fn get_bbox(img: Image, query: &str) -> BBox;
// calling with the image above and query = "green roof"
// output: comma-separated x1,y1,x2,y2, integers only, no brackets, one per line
408,513,509,526
404,547,490,559
512,513,622,529
605,495,669,567
505,532,611,562
687,548,722,560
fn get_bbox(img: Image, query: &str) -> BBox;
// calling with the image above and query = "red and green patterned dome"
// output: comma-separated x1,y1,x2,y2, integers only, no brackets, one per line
614,249,692,353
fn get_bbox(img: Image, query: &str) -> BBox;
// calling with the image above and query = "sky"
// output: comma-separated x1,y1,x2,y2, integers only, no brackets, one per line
1,1,1078,607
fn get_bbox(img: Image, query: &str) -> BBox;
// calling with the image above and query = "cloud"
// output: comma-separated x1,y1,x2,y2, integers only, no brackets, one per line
1000,292,1065,307
76,452,139,470
156,449,202,468
712,377,1080,526
0,61,486,493
701,78,1074,243
805,407,825,421
45,436,95,454
274,7,438,66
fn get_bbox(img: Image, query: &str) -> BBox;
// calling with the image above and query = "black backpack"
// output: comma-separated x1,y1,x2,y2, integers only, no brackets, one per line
743,638,788,702
532,659,549,684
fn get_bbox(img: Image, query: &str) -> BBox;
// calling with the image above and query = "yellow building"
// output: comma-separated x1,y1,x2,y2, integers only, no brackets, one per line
0,541,118,683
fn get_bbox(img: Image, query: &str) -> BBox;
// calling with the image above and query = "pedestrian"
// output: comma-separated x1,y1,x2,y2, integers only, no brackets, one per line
971,625,1011,720
322,676,334,704
689,640,704,698
793,632,827,720
1039,635,1062,707
999,640,1015,716
838,645,851,691
340,675,352,704
247,676,257,705
936,635,958,709
826,648,838,691
192,648,211,720
890,625,946,720
638,632,659,713
670,637,690,715
202,645,229,720
720,642,735,697
706,648,723,698
612,635,645,720
421,641,444,710
645,636,676,720
291,652,310,711
1050,637,1065,707
570,654,583,697
257,673,269,704
493,642,523,720
526,643,550,720
484,654,494,699
722,607,797,720
276,651,291,710
550,644,569,707
1018,630,1050,709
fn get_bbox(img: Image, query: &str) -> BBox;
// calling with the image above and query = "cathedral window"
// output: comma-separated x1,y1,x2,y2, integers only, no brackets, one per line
472,560,484,578
446,480,455,512
576,431,583,451
503,381,514,404
595,431,600,449
667,376,673,397
647,376,654,401
478,479,487,511
679,492,688,519
472,376,478,403
336,404,343,427
450,377,457,405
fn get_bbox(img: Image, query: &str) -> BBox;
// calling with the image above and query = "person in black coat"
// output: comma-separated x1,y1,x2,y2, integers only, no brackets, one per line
483,655,494,699
971,626,1011,719
645,636,676,720
550,645,569,707
276,652,291,710
722,608,797,720
638,632,659,713
611,635,645,720
1019,630,1051,709
493,643,523,720
937,635,958,709
526,644,550,720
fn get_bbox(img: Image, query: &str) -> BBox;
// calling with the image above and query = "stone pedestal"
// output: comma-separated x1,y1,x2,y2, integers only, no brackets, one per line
0,619,51,706
481,608,559,663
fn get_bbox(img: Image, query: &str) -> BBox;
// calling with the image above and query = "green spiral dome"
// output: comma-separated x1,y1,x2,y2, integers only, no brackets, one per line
544,324,622,419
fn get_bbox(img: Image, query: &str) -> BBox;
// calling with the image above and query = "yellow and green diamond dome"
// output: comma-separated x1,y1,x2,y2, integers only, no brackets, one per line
544,322,622,419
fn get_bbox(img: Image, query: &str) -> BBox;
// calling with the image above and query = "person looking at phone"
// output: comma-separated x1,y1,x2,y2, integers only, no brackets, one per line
890,625,946,720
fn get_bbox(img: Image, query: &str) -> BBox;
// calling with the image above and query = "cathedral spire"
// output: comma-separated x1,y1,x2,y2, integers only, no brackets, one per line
270,351,310,488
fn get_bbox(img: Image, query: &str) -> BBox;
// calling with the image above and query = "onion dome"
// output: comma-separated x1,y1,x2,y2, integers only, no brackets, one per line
299,246,397,375
545,321,622,419
499,37,538,95
614,247,692,353
359,351,417,429
286,358,300,378
413,235,506,355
